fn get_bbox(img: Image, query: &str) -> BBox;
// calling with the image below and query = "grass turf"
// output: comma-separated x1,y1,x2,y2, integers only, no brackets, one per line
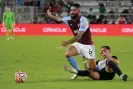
0,36,133,89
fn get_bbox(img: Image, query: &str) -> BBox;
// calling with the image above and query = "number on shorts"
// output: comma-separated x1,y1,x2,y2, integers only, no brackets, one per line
89,49,92,54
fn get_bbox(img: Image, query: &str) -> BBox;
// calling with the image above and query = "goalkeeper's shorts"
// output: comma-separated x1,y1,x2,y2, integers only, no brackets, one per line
5,23,13,30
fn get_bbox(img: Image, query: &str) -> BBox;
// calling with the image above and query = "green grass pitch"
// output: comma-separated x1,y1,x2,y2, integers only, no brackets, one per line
0,36,133,89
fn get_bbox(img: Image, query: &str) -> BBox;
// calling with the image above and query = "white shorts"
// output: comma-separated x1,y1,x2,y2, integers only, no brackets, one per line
72,42,96,60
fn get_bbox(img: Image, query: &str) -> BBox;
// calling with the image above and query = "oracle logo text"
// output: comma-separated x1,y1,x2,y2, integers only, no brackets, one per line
43,28,67,32
90,28,107,32
122,28,133,33
1,28,26,32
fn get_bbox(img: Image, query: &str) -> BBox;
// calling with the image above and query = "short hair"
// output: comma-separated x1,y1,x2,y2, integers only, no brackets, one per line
71,3,80,8
101,46,111,50
112,56,118,60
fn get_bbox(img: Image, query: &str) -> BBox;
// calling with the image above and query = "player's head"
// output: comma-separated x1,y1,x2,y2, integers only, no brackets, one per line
101,45,111,51
6,6,11,11
70,3,80,19
100,46,111,56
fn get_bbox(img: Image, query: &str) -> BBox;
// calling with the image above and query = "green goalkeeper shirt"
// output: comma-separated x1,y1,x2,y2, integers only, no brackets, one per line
3,11,15,24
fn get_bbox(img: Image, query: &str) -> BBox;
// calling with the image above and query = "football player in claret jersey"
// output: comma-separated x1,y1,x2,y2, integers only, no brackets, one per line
47,3,96,79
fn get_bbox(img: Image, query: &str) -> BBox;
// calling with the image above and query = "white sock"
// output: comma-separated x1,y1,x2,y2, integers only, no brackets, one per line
120,74,123,79
75,70,78,74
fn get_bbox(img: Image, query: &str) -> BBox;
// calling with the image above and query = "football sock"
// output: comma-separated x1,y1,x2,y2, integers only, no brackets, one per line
67,57,79,70
77,70,89,76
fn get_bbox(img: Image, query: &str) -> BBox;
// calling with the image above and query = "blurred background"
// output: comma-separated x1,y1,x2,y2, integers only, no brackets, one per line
0,0,133,24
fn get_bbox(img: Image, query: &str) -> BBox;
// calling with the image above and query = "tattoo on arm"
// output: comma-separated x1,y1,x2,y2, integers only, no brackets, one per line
67,30,84,44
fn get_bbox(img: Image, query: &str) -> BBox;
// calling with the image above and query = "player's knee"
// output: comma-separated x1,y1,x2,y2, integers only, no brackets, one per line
91,76,100,80
90,71,100,80
89,64,96,71
65,52,72,58
88,60,96,71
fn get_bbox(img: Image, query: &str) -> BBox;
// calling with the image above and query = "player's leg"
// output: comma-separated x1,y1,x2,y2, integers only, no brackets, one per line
64,65,78,73
5,24,10,40
82,57,99,80
65,45,79,70
64,65,90,76
65,42,81,79
64,65,100,80
77,69,101,80
107,60,128,81
9,24,14,40
88,60,96,71
81,45,96,71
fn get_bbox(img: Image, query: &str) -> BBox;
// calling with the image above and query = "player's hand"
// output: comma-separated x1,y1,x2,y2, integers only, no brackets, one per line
47,10,52,17
2,23,4,27
61,41,69,47
13,23,15,27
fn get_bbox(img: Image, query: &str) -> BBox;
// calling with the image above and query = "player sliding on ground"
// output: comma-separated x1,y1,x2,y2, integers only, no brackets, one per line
2,7,15,40
65,46,128,81
47,3,96,79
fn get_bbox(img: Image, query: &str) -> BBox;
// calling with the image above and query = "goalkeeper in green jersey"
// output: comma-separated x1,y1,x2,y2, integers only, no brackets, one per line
2,7,15,40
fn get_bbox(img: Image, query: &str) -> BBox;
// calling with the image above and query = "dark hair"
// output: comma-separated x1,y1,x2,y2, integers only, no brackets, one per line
71,3,80,8
112,56,118,60
101,46,111,50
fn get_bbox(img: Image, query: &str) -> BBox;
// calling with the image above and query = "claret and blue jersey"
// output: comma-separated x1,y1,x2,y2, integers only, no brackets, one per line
62,16,93,45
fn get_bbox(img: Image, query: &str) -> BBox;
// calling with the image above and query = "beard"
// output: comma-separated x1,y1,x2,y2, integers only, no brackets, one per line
71,14,79,19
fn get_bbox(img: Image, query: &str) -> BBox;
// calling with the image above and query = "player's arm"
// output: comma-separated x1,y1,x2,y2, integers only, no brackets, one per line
2,12,6,26
103,51,119,65
47,10,62,22
62,19,88,46
107,55,119,65
12,12,15,26
66,30,84,44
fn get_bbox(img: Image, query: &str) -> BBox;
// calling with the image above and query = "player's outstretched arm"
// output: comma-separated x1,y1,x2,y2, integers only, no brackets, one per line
47,10,62,22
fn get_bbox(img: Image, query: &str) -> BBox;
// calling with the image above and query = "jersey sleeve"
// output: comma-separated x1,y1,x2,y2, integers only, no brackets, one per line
62,16,71,24
79,19,89,32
